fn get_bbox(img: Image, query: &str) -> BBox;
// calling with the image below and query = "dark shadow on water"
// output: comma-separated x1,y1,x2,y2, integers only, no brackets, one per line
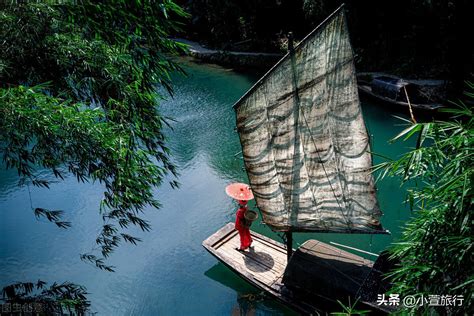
243,249,274,273
204,262,255,292
204,263,296,315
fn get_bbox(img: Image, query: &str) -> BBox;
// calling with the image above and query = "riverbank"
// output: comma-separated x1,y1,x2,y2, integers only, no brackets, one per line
174,38,283,71
175,39,448,114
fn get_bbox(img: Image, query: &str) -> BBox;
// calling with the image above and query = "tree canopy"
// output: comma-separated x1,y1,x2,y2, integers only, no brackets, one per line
0,1,188,271
179,0,472,91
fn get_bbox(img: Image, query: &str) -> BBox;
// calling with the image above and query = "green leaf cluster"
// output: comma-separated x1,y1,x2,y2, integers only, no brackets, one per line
2,280,89,315
0,1,188,271
376,83,473,314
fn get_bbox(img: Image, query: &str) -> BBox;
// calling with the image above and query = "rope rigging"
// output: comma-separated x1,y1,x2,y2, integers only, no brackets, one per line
286,29,349,226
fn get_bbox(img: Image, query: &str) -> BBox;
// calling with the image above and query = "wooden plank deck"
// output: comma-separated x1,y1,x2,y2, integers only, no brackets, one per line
202,223,286,291
203,223,382,315
202,223,317,315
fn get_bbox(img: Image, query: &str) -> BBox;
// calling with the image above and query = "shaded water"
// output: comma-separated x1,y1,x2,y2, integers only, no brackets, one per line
0,59,414,315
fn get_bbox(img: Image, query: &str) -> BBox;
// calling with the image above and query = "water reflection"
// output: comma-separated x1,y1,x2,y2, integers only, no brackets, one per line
160,59,257,181
204,263,294,316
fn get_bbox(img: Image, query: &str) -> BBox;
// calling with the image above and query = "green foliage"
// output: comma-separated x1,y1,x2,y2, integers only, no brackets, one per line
183,0,472,83
2,280,90,315
181,0,303,52
376,83,473,314
0,1,188,271
331,297,370,315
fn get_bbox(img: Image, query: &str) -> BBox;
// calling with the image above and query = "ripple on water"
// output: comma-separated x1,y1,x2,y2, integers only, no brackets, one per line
1,59,412,315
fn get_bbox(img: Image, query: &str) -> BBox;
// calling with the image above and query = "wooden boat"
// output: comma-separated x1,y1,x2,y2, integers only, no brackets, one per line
203,5,395,315
203,224,395,314
357,73,444,111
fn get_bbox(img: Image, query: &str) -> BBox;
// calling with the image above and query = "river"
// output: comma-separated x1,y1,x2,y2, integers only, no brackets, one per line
0,58,414,315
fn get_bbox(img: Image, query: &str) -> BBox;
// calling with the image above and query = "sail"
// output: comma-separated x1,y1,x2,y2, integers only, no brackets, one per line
234,6,386,233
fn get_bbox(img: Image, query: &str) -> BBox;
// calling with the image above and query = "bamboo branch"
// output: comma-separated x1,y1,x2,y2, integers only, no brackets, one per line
403,85,417,123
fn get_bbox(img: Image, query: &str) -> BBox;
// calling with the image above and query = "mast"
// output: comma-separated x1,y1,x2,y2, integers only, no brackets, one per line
286,31,296,261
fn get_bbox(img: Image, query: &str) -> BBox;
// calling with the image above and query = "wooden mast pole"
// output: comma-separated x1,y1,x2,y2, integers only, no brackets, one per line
286,32,295,262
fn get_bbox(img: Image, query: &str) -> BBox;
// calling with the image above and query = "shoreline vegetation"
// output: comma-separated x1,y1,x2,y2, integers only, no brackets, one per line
173,38,283,71
176,0,471,97
1,2,188,313
174,37,453,83
175,38,449,109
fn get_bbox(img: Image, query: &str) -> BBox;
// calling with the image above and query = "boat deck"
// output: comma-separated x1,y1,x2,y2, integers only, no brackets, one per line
202,223,288,298
203,223,383,315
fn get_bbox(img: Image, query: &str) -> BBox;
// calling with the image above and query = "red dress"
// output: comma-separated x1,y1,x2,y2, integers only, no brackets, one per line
235,206,253,250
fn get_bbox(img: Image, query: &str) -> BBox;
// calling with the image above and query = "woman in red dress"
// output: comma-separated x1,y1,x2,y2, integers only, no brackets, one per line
225,183,254,251
235,200,253,250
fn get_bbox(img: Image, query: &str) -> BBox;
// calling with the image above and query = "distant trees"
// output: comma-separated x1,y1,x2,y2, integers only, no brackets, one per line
303,0,471,92
177,0,306,52
0,1,187,271
180,0,472,90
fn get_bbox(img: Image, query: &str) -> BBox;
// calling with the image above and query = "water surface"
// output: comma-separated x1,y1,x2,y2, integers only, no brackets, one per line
0,59,414,315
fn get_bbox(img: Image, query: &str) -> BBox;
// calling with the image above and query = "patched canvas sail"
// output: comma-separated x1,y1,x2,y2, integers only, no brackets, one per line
234,6,386,233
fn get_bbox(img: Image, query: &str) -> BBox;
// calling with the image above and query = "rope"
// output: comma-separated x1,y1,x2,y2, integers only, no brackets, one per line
319,16,351,223
370,234,373,254
288,48,300,221
299,108,350,226
262,82,290,222
285,20,350,226
277,232,287,244
286,33,348,227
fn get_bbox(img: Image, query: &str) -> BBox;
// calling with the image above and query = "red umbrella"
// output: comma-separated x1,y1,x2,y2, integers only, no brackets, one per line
225,183,254,201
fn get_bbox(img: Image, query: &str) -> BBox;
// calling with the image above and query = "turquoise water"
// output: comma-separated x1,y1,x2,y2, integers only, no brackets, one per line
0,59,414,315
